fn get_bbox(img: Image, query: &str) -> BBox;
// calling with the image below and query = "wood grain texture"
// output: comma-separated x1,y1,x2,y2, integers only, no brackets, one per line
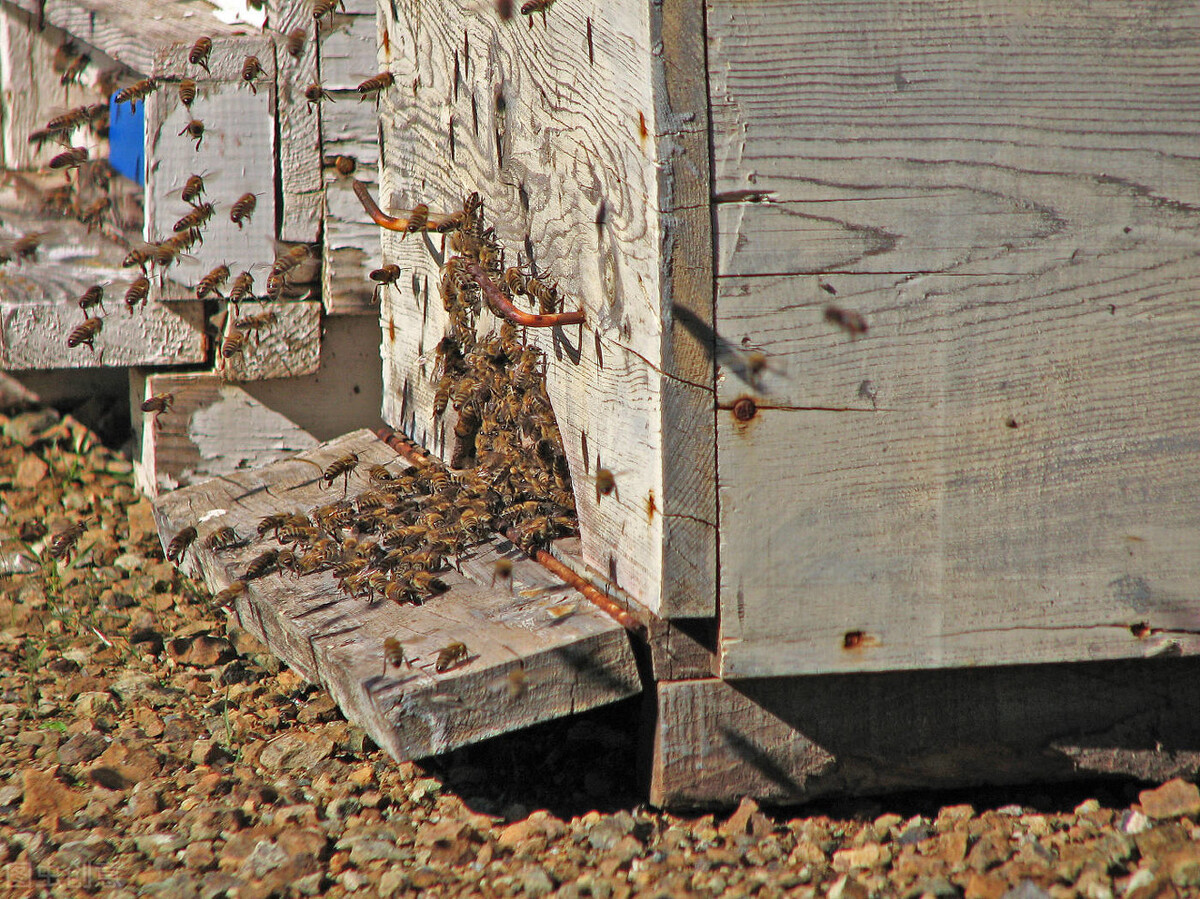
321,121,379,314
152,429,641,761
271,0,323,243
2,0,254,74
132,315,385,494
217,299,322,380
650,658,1200,808
377,0,716,618
144,75,277,300
318,13,377,90
152,34,276,83
709,0,1200,675
0,180,206,369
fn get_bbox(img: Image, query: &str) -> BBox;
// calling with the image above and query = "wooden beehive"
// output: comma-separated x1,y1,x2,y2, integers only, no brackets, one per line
368,0,1200,803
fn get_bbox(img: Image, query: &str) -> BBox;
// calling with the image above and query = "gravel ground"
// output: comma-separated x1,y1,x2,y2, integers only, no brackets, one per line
1,406,1200,899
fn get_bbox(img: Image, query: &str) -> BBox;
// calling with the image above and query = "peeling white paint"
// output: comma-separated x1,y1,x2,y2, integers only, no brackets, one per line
188,386,318,478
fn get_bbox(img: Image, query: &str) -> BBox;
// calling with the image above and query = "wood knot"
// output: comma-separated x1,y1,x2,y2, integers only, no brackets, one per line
732,397,757,422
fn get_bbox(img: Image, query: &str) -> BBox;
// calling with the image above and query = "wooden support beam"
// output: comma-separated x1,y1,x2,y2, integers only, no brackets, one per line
152,429,642,761
649,659,1200,809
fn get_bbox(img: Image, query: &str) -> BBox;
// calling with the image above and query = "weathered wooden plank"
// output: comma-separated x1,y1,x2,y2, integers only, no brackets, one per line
650,659,1200,808
272,0,322,243
377,0,716,618
2,0,253,74
0,179,206,369
144,73,276,300
152,429,642,760
217,299,322,380
322,162,377,313
152,34,275,82
131,315,385,494
708,0,1200,675
318,13,377,90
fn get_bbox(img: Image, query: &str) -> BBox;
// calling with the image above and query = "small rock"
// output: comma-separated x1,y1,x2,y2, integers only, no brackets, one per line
135,833,188,855
140,873,199,899
293,872,325,896
379,869,410,896
1119,809,1151,834
127,785,163,818
125,499,158,545
1122,868,1156,895
520,865,555,899
238,839,289,879
168,634,233,668
91,740,161,787
258,732,334,771
190,740,227,766
74,691,115,718
110,672,181,708
913,877,963,898
1001,880,1051,899
827,874,870,899
20,768,85,821
1165,842,1200,887
340,870,369,891
833,843,891,871
13,455,48,489
720,795,772,839
57,730,107,766
1138,778,1200,820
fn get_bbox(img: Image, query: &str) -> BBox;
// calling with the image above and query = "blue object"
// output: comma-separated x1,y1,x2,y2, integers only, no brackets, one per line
108,94,145,186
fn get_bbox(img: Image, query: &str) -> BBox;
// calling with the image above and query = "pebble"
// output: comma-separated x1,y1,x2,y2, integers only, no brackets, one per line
258,732,334,770
1137,778,1200,820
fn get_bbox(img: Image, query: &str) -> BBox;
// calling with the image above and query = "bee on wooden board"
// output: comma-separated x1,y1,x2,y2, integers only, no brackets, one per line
229,193,258,229
166,525,198,563
234,310,276,343
824,304,869,338
227,270,255,310
189,36,213,73
179,119,205,151
124,276,150,313
75,285,105,316
221,328,248,359
435,641,470,673
286,29,307,58
178,79,197,109
313,0,344,24
67,317,103,352
140,392,174,429
113,79,157,108
520,0,555,25
174,202,214,232
356,71,393,104
197,264,230,299
382,637,410,675
241,56,264,93
205,526,242,552
242,549,280,580
506,665,527,700
312,452,360,491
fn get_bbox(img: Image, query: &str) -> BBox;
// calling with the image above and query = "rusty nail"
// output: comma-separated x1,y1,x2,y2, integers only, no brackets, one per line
732,397,757,422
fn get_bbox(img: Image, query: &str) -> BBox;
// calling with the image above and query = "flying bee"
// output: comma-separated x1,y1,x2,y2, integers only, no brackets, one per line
47,521,88,561
77,285,106,315
26,129,59,153
369,264,401,303
178,119,205,150
234,310,276,344
273,244,311,275
153,234,192,267
823,304,869,338
123,245,153,271
189,36,213,73
221,329,248,359
435,641,470,673
180,172,208,205
286,28,306,58
356,71,394,104
491,557,513,589
178,78,197,109
165,525,198,562
265,271,285,302
124,276,150,313
49,146,88,171
594,467,617,502
78,196,111,232
506,665,527,700
113,79,157,108
229,193,258,229
319,453,359,491
10,233,44,263
67,317,103,352
174,201,214,232
241,56,264,93
214,580,246,607
227,270,255,310
304,82,334,113
196,263,230,299
140,392,174,429
205,526,242,552
313,0,344,23
45,106,90,136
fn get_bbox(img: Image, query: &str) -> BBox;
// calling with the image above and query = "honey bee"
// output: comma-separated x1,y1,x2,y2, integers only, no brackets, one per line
153,234,192,267
257,511,295,537
180,173,208,205
77,196,111,232
45,106,90,137
520,0,555,25
227,270,255,309
369,264,401,302
304,82,334,113
506,665,527,699
229,193,258,229
140,393,174,429
435,641,470,672
173,201,214,232
234,310,276,342
124,276,150,313
356,71,394,103
265,271,286,302
403,204,429,238
178,78,197,109
491,557,514,589
205,526,242,552
318,453,360,491
272,244,311,274
49,146,88,170
189,36,213,73
196,264,230,299
823,304,869,338
166,525,198,562
286,29,307,58
178,119,205,150
221,329,248,358
77,285,106,315
113,79,158,108
10,233,44,263
313,0,344,23
214,580,247,607
46,521,87,560
594,468,616,502
527,277,558,315
242,549,280,580
241,56,264,93
381,637,410,674
67,317,103,352
123,245,153,271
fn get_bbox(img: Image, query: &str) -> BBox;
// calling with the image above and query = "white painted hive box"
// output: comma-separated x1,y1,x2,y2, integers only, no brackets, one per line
372,0,1200,679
